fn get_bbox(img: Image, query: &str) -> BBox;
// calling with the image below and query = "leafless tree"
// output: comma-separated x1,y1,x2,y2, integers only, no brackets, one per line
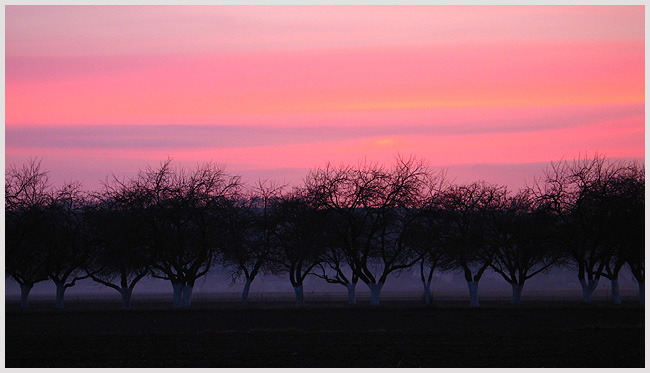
269,190,326,307
488,190,560,304
5,159,51,308
404,207,452,306
84,178,155,309
219,180,284,305
532,156,629,304
43,182,94,309
306,157,431,305
436,181,507,307
597,162,644,304
403,173,452,305
138,160,241,308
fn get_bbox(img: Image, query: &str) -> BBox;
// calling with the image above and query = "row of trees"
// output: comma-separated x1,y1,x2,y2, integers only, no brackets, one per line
6,156,644,309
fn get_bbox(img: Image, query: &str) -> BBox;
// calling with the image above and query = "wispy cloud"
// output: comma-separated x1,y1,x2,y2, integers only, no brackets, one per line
6,103,643,150
5,6,644,191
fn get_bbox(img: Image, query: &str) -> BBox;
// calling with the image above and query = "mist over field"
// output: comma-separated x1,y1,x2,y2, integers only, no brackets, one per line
5,6,644,368
5,266,639,300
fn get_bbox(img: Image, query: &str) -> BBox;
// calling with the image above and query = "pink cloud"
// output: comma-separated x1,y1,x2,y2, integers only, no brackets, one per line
6,41,643,126
5,6,644,191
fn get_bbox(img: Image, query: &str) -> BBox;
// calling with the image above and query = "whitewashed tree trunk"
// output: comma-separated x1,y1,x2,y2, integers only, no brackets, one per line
639,282,644,305
293,285,305,307
172,282,183,308
181,285,193,308
120,287,133,309
610,279,621,305
345,283,357,305
242,278,253,305
579,278,599,304
467,281,479,308
368,282,384,306
55,282,66,309
422,281,432,305
20,284,33,309
511,283,524,305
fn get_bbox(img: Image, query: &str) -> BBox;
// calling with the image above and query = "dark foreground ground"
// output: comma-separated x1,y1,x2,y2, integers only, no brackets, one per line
6,296,644,368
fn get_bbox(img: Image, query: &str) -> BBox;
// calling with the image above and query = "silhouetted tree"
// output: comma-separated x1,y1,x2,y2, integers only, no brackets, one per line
43,182,93,309
404,174,453,305
85,179,154,309
270,191,326,307
405,206,452,305
219,180,283,305
314,243,359,305
437,182,507,307
140,160,241,308
599,162,644,304
5,159,51,308
488,191,559,304
312,206,362,305
306,157,430,305
534,156,624,304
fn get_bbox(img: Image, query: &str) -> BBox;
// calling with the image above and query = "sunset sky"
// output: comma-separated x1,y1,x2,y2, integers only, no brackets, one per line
5,6,645,191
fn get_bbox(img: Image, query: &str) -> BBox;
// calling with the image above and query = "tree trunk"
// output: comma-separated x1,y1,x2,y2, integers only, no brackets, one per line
579,278,599,304
293,284,305,307
368,282,384,306
20,284,33,309
610,278,621,305
345,282,357,305
242,278,253,305
422,281,432,305
467,281,479,308
172,282,183,308
55,282,66,309
639,282,644,305
511,283,524,305
181,285,193,308
120,287,133,309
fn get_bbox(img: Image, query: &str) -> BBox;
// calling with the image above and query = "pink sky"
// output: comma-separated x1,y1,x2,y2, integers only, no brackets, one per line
5,6,645,191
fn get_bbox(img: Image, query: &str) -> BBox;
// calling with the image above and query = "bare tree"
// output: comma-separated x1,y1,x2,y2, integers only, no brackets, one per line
598,162,644,304
43,182,93,309
488,191,559,304
84,179,154,309
5,159,51,308
436,182,507,307
306,157,430,305
138,160,241,308
219,180,284,305
404,173,452,305
533,156,625,304
314,244,359,305
270,190,326,307
404,207,452,305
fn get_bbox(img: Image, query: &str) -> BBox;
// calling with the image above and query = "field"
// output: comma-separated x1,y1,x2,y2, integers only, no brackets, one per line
5,294,644,368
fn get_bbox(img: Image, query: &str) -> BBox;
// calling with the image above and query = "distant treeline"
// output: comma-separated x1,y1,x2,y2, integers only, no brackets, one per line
5,156,644,309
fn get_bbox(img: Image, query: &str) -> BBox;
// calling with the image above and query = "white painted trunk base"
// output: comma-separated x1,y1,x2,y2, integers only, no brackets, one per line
55,282,66,309
511,283,524,305
120,287,133,309
181,285,193,308
345,283,357,305
172,283,183,308
242,278,253,305
639,282,645,305
20,284,33,309
610,279,621,305
579,279,599,304
293,285,305,307
467,281,479,308
422,281,432,305
368,283,384,306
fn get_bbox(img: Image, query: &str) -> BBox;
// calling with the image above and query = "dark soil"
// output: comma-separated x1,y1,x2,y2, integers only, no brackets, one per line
5,299,644,367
